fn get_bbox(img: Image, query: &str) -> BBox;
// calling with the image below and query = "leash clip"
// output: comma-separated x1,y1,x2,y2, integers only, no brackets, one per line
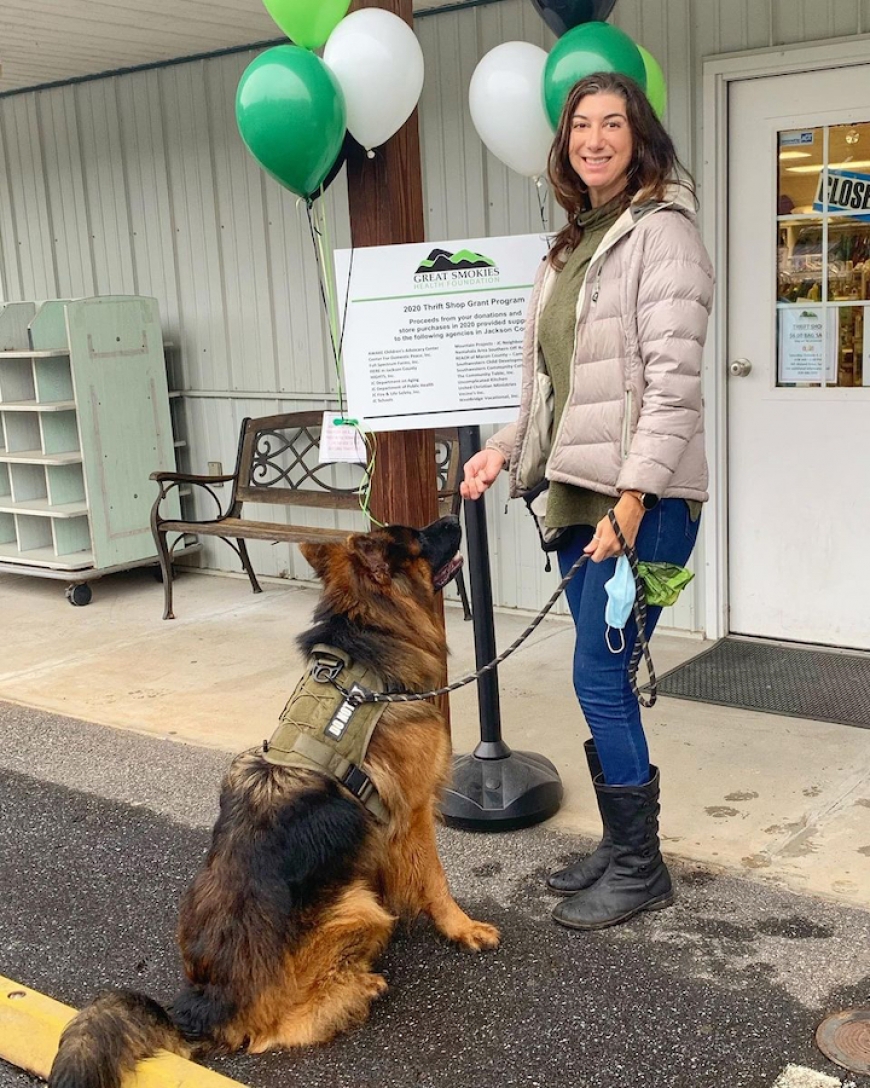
311,655,345,684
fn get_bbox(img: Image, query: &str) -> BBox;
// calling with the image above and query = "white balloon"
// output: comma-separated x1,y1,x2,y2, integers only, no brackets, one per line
469,41,554,178
323,10,424,153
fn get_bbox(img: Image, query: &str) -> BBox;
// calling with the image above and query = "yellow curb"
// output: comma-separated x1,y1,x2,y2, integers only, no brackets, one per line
0,975,247,1087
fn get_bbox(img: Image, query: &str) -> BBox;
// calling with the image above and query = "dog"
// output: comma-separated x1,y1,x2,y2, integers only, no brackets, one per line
49,515,499,1088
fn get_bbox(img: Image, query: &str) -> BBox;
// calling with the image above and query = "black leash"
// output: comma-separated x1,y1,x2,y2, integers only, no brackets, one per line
329,513,657,709
607,509,657,708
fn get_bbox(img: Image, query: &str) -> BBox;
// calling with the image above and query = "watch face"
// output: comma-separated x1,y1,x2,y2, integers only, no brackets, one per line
642,493,659,510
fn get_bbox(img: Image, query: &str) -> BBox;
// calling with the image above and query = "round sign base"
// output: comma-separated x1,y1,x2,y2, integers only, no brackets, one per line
441,749,563,831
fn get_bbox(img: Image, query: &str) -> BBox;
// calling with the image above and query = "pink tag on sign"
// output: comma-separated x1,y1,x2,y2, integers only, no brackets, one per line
318,411,368,465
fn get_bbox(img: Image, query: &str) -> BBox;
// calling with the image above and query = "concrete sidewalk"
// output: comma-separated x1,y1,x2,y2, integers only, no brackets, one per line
1,564,868,910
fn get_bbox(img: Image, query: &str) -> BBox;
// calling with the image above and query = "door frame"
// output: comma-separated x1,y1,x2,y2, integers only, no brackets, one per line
701,34,870,641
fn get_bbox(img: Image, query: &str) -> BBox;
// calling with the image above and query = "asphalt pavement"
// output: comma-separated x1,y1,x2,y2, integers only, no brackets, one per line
1,700,868,1088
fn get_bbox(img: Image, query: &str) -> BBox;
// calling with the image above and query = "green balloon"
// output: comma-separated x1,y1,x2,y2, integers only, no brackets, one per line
262,0,350,50
542,21,647,129
638,45,667,119
236,46,346,200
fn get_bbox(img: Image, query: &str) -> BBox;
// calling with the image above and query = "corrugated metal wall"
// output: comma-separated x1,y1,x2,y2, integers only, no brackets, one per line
0,0,866,626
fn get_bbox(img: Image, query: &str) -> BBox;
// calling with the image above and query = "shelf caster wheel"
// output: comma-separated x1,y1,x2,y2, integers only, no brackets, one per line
66,583,92,607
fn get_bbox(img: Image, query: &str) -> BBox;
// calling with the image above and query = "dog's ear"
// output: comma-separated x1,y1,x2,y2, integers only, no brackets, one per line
349,533,392,586
299,541,338,580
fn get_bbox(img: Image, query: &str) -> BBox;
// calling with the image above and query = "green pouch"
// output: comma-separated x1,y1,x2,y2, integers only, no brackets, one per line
636,561,694,607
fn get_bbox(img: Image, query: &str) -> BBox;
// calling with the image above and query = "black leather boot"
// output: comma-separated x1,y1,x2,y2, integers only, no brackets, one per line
546,739,612,895
552,767,673,930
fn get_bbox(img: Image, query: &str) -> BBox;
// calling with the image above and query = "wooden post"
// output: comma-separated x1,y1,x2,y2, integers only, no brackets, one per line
345,0,448,718
345,0,438,531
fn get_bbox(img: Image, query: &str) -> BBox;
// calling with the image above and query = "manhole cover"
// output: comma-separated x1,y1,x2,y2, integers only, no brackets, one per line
816,1008,870,1074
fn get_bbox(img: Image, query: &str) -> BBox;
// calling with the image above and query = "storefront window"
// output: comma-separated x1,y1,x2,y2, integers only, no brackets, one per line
776,122,870,387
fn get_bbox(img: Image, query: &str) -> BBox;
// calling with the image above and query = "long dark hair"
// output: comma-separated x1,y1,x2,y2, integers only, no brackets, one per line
547,71,695,269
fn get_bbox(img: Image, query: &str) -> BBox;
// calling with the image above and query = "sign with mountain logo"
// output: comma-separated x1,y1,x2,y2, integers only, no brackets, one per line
335,234,547,431
415,248,497,273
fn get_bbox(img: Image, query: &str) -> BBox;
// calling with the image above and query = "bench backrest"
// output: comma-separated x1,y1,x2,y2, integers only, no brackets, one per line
231,411,461,521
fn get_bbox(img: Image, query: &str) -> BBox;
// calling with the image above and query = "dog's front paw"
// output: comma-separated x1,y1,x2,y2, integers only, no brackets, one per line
362,971,389,998
452,919,501,952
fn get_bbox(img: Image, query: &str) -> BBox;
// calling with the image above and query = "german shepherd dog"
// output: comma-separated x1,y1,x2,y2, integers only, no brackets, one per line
50,516,499,1088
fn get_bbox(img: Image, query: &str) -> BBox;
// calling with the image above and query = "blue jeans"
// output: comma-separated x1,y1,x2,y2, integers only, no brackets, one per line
556,499,700,787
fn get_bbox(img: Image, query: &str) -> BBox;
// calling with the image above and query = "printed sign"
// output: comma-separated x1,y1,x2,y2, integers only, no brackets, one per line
334,234,547,431
780,130,815,148
813,168,870,222
778,306,836,383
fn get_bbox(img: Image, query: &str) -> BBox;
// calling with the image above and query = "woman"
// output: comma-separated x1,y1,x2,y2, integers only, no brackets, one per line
461,72,714,931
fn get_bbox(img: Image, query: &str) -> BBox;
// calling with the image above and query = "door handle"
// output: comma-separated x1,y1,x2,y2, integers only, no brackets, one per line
729,358,752,377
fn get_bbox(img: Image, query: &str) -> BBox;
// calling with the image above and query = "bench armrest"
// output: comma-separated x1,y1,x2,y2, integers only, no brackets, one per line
150,470,236,484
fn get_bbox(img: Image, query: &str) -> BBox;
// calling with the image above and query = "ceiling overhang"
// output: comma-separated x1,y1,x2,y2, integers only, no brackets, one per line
0,0,484,96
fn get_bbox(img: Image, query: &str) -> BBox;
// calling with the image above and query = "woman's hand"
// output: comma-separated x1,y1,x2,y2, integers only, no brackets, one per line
460,449,506,500
584,492,645,562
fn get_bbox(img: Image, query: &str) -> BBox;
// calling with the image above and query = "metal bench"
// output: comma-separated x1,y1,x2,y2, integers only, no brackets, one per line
150,410,470,621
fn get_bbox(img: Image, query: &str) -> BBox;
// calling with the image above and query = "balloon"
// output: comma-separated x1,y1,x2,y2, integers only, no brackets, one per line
236,46,346,200
317,131,360,197
323,10,424,153
261,0,350,50
638,45,667,118
542,21,647,128
530,0,617,38
469,42,554,178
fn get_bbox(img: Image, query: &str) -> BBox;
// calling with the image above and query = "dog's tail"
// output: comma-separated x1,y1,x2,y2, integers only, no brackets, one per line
48,987,220,1088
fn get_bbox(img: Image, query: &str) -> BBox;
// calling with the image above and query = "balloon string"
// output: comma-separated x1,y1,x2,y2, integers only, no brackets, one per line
534,176,550,237
305,200,345,417
317,197,343,390
304,198,380,526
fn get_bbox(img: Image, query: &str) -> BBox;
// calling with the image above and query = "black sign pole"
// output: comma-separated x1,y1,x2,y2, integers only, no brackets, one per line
440,424,563,831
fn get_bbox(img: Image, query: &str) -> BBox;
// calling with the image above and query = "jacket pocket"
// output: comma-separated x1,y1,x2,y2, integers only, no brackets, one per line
621,388,633,460
518,370,553,491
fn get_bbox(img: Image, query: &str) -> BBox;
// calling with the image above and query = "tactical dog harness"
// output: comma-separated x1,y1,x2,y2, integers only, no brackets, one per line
261,645,389,823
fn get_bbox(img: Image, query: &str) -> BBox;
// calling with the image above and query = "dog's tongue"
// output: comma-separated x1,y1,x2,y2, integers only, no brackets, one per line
433,554,463,590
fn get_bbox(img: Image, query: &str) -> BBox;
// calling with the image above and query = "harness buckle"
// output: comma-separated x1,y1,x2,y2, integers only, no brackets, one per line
311,655,345,684
341,764,375,804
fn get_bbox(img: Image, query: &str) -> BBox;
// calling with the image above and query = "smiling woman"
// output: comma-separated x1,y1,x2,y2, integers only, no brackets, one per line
461,70,714,933
568,96,633,206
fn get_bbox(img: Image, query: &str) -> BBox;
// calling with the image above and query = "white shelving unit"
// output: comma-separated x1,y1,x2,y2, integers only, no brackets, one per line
0,296,196,605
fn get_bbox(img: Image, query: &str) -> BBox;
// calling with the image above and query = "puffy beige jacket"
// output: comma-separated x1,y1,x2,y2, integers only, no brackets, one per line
488,186,714,502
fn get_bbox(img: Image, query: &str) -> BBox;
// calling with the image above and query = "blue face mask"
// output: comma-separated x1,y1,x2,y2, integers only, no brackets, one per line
604,554,636,653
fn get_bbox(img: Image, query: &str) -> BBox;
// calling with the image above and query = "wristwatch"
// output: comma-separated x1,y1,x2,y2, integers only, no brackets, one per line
624,490,660,510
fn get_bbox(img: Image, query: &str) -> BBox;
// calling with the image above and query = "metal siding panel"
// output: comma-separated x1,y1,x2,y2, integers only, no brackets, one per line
5,95,57,299
745,0,774,49
116,71,182,343
800,0,838,41
831,0,861,35
0,110,25,301
612,0,642,40
772,2,808,44
661,0,694,168
207,53,276,395
715,0,751,52
37,88,95,298
160,62,228,393
76,82,136,295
